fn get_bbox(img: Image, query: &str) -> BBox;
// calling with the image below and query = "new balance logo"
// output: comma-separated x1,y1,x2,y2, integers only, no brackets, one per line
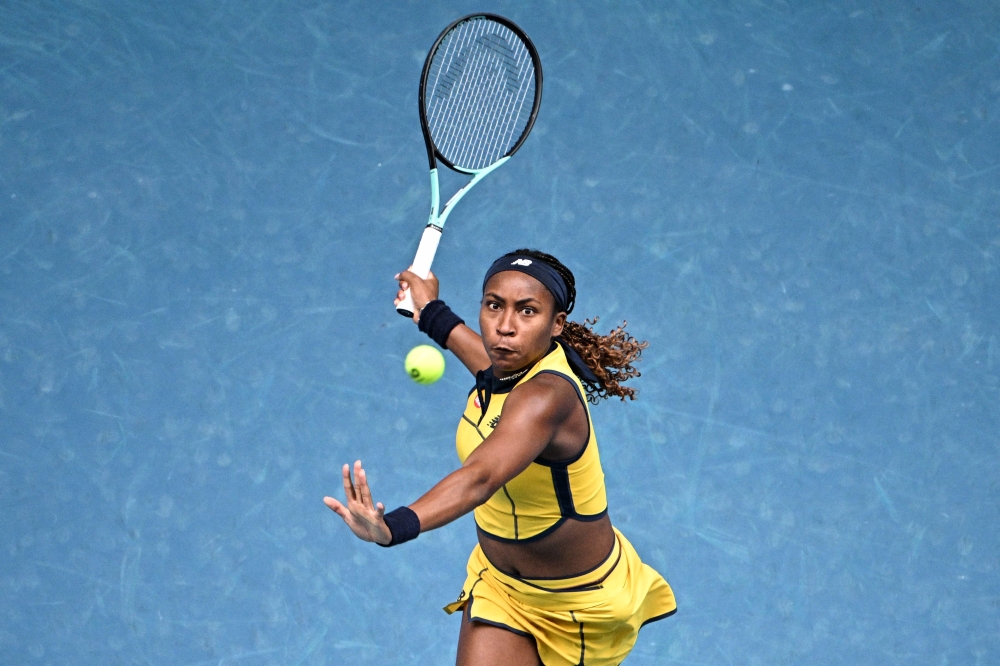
511,258,532,267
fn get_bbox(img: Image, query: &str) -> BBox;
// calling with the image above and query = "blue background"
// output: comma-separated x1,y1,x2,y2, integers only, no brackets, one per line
2,1,998,664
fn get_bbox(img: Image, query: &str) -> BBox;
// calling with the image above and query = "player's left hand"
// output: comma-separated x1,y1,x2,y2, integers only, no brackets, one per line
324,460,392,545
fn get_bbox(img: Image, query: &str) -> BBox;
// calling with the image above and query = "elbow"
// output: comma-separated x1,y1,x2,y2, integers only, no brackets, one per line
465,464,500,507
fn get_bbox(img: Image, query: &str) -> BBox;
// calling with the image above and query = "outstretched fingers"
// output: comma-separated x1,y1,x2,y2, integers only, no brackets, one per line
325,461,392,544
324,496,363,536
355,461,375,508
341,463,357,503
323,495,348,518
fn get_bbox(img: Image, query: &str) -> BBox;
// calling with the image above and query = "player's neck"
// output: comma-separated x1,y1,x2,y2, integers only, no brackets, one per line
493,342,553,380
494,365,532,383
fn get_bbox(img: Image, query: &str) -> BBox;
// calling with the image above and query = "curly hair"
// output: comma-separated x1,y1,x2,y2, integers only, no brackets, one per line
500,249,648,403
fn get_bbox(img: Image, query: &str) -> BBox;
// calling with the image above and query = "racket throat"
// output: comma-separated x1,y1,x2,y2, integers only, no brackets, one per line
435,157,509,229
427,168,441,227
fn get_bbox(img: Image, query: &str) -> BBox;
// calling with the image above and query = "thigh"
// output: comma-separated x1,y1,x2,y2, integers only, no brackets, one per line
456,604,542,666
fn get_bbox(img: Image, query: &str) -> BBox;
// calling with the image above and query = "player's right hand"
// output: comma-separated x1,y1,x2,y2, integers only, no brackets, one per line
394,269,440,324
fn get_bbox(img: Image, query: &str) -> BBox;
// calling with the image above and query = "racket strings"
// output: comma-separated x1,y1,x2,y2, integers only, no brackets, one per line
445,44,530,169
424,17,537,171
434,36,518,97
455,29,531,166
434,29,507,163
429,21,494,156
430,21,510,165
452,38,522,167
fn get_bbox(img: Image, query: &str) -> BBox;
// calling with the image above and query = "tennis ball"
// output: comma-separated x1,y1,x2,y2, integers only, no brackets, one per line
405,345,445,385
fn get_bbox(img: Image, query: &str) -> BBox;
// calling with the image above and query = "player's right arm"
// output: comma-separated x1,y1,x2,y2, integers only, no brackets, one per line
395,269,491,375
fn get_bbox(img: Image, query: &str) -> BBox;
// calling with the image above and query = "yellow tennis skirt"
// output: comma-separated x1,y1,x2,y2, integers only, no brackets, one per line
444,528,676,666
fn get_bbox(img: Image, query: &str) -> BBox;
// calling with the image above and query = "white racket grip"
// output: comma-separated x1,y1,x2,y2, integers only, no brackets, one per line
396,225,442,317
411,225,442,278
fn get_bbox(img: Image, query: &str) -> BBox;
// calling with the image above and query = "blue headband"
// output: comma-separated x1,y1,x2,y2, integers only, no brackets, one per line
482,255,572,313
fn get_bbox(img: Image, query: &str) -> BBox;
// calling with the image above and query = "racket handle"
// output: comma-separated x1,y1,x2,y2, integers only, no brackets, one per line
396,225,442,318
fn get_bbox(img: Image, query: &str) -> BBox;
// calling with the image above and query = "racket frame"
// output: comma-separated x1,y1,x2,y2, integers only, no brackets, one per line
396,14,542,318
418,13,543,175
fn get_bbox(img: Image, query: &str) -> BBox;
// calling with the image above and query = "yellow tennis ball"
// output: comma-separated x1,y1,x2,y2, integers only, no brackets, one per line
405,345,445,385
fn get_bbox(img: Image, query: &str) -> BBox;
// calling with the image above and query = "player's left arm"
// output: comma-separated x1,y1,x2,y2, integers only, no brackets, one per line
407,374,576,531
323,375,577,543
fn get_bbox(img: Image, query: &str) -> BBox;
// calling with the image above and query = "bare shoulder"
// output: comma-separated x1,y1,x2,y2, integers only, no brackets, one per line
502,372,580,424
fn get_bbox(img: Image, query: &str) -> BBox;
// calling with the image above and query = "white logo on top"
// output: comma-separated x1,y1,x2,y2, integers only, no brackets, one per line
511,259,533,266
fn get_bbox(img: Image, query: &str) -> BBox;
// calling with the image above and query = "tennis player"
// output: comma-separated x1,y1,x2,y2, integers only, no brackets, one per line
324,249,676,665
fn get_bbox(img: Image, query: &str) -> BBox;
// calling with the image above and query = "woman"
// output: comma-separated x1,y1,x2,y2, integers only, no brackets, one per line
324,249,676,666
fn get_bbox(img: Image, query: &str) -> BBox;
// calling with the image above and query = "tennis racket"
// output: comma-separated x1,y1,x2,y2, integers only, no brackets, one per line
395,13,543,318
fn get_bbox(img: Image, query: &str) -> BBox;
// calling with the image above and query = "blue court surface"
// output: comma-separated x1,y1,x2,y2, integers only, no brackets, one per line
2,1,998,664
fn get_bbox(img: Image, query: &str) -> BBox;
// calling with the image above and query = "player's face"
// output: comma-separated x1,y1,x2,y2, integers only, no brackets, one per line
480,271,566,375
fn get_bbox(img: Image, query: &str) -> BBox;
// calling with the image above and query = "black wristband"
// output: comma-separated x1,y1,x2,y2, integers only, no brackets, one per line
378,506,421,547
417,300,464,349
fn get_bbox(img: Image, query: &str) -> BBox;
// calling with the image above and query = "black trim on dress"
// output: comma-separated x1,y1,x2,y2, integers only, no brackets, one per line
551,465,577,516
505,547,623,594
501,485,519,539
461,414,488,441
475,534,622,591
477,517,564,543
570,610,586,666
467,593,534,637
532,370,592,466
500,536,617,581
639,607,678,627
475,508,608,544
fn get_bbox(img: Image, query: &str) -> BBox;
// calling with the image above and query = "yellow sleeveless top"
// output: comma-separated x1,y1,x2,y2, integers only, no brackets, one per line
456,342,609,542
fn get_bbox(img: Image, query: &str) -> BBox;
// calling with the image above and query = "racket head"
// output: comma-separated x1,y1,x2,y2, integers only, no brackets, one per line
419,14,542,173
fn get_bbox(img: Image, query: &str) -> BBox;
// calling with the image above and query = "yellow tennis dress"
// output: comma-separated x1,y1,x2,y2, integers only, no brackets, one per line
444,342,676,665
